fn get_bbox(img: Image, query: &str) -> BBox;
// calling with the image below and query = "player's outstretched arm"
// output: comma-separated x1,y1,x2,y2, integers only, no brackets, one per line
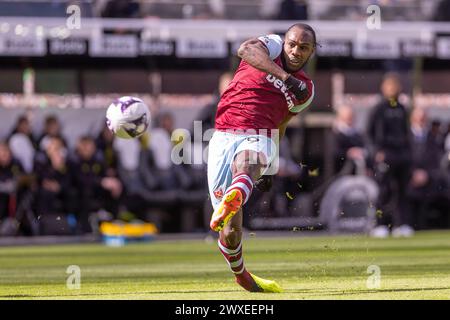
238,38,309,102
238,39,290,82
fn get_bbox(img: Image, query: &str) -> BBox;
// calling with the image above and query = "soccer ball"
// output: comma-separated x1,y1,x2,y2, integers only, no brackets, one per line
106,96,151,139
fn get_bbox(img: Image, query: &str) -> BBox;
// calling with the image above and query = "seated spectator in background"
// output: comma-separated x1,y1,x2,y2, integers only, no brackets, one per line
114,130,182,231
33,136,73,231
7,115,37,174
194,72,233,134
113,131,159,200
150,112,191,190
69,136,122,233
0,142,25,223
113,131,145,191
150,112,174,172
38,115,68,152
332,105,367,175
408,108,448,229
96,123,119,178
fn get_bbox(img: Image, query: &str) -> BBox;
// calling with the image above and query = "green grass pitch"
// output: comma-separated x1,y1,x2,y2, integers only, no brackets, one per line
1,230,450,299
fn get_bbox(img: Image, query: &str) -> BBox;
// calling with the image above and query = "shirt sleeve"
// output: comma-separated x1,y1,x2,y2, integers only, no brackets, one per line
257,34,283,60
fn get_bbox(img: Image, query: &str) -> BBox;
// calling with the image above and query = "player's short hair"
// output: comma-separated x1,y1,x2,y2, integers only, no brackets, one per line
286,23,317,47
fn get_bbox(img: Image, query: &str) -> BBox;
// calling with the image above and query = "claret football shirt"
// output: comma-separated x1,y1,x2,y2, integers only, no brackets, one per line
215,34,315,133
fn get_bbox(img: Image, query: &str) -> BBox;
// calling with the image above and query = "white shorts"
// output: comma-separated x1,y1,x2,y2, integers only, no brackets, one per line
207,130,278,210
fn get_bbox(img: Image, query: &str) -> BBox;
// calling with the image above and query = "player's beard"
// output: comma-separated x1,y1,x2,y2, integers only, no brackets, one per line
281,53,310,73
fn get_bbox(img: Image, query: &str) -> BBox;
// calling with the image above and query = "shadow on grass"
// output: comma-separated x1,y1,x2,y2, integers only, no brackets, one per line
3,286,450,299
285,286,450,296
0,289,240,299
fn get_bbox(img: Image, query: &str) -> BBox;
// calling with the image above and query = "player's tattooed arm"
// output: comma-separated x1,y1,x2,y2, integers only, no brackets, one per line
238,38,290,81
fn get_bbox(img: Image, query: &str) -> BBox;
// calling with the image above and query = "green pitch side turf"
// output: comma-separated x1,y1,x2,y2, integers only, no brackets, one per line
1,230,450,299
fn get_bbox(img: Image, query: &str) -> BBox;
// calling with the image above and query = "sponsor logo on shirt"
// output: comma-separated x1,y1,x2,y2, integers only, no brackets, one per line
266,74,295,109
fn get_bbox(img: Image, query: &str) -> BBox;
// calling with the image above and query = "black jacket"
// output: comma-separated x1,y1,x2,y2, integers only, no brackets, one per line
367,98,411,157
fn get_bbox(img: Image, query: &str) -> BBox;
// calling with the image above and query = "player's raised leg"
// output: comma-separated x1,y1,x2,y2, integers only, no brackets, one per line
210,150,261,232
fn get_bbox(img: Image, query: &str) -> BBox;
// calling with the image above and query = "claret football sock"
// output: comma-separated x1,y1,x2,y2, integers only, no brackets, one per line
217,239,260,292
217,239,283,293
210,174,253,232
226,173,253,205
218,239,245,274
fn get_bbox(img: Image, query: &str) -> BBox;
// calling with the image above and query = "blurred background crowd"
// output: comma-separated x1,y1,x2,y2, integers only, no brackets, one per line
0,0,449,237
1,0,449,21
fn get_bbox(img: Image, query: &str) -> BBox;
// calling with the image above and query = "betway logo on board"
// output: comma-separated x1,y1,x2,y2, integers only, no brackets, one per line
266,74,294,109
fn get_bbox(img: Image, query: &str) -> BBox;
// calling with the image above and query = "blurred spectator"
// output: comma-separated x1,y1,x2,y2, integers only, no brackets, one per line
101,0,141,18
113,131,181,231
7,115,36,174
367,72,413,238
445,123,450,152
208,0,225,19
69,136,122,233
151,112,175,172
430,120,445,151
96,123,119,178
433,0,450,21
277,0,308,20
37,115,68,152
33,136,74,234
260,0,283,19
332,106,367,175
147,112,207,231
441,138,450,222
194,72,233,135
150,112,191,190
407,108,447,229
114,133,143,175
0,142,24,223
113,132,154,218
0,141,36,236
